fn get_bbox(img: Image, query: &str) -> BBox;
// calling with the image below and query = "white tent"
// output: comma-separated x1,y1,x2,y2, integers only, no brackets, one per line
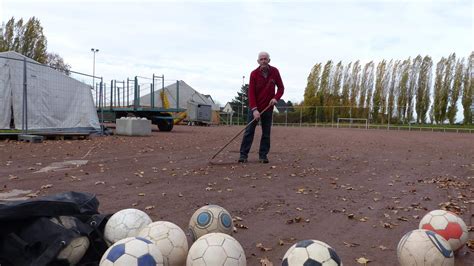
0,51,100,131
139,80,220,111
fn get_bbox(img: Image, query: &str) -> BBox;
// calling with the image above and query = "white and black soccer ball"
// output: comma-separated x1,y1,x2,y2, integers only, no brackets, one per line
104,208,152,245
100,237,164,266
397,229,454,266
138,221,189,266
282,239,342,266
50,216,90,265
188,205,233,242
186,232,246,265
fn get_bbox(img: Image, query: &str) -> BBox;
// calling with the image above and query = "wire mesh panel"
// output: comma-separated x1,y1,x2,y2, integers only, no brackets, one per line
0,52,100,133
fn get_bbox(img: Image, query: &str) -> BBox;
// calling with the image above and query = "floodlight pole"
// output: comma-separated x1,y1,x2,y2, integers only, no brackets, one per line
91,48,99,105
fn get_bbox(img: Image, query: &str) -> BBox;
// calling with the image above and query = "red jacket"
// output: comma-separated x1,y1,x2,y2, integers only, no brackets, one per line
248,65,284,112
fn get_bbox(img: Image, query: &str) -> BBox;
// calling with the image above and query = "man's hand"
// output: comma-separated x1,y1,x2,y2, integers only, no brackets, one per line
253,110,261,121
270,98,278,106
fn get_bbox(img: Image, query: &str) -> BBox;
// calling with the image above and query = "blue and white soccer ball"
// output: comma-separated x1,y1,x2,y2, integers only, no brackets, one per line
397,229,454,266
100,237,164,266
282,239,342,266
188,205,233,242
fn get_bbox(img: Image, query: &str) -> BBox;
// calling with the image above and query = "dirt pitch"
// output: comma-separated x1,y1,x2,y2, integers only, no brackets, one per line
1,126,473,265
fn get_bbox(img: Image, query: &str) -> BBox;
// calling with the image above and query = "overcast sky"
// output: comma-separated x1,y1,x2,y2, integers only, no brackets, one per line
1,0,472,106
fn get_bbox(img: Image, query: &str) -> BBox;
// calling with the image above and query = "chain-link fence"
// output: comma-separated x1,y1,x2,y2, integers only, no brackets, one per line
0,52,103,135
220,105,474,133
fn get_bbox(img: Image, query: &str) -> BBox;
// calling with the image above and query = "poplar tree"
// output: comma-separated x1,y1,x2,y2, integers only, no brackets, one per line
447,59,464,124
462,52,473,124
433,58,446,124
416,56,433,123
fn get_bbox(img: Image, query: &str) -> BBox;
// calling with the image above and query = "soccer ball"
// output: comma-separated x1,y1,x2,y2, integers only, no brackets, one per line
100,237,164,266
419,209,468,251
397,229,454,266
186,233,246,265
50,216,90,265
138,221,189,266
282,239,342,266
104,208,152,245
188,205,233,242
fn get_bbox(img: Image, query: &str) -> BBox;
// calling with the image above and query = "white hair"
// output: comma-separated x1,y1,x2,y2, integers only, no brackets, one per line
258,51,270,59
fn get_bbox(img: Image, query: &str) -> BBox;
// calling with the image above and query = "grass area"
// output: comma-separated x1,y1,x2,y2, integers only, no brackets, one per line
0,129,21,133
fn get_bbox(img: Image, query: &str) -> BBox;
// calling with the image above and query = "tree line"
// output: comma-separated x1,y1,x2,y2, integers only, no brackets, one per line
303,53,473,125
0,17,71,74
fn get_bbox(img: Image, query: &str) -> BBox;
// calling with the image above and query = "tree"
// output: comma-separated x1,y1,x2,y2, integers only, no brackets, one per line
439,53,456,123
462,52,473,124
0,17,47,63
397,58,411,122
47,52,71,75
230,84,249,122
372,60,386,122
303,63,322,120
407,55,422,122
349,60,361,110
447,58,465,124
433,57,446,124
416,56,433,123
341,62,352,117
319,60,333,121
388,60,400,122
359,61,374,118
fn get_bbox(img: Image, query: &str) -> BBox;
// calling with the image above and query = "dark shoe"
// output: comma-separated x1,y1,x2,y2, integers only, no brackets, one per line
259,157,269,164
238,157,248,163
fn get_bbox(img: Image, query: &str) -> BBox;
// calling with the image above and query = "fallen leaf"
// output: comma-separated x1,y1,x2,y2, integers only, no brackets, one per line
467,239,474,250
145,205,155,210
356,257,371,264
259,257,273,266
41,184,53,189
138,193,145,196
343,241,360,247
256,243,272,252
378,245,388,251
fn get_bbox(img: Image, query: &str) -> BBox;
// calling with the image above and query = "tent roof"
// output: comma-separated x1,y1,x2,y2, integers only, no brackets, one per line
139,80,220,111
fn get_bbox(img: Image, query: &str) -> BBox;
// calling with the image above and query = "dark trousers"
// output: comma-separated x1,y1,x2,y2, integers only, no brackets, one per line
239,109,273,159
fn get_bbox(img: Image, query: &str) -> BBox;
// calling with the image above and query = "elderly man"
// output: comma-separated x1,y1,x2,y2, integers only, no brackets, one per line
238,51,285,163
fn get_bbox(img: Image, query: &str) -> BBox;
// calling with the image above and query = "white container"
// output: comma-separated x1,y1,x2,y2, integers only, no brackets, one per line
116,118,152,136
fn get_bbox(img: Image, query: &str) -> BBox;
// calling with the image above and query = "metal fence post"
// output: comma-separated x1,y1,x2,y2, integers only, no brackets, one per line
99,77,104,135
22,58,28,134
152,74,155,109
176,80,180,111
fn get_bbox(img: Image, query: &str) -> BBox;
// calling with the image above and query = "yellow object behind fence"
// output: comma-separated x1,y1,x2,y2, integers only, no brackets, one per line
161,89,187,125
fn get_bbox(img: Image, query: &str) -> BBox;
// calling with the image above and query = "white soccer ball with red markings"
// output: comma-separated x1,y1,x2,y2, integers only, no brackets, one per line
186,233,246,265
104,208,153,245
418,209,468,251
138,221,189,266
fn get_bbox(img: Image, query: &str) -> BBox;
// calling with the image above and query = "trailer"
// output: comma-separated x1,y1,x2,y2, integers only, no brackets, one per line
97,76,185,132
186,101,212,126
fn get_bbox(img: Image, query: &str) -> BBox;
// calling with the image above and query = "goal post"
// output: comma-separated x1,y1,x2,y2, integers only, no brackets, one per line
337,118,368,129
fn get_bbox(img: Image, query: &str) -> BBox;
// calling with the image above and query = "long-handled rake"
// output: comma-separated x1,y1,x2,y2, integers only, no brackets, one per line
209,104,272,162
